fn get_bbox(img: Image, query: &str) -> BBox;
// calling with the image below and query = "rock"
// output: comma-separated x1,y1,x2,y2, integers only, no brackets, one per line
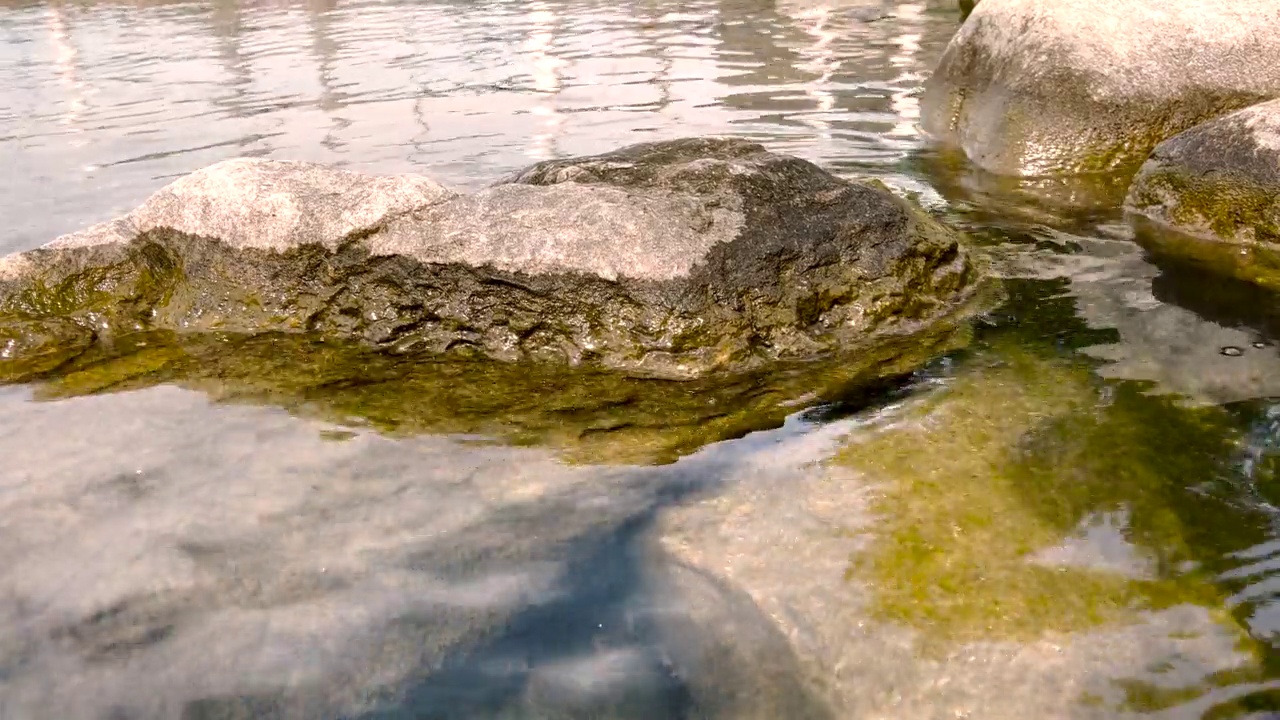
1126,99,1280,255
921,0,1280,178
0,317,95,383
0,138,980,381
12,322,969,466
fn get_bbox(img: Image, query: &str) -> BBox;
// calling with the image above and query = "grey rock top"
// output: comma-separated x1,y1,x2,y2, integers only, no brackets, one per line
36,152,742,284
1133,100,1280,185
48,159,456,252
922,0,1280,177
0,137,980,380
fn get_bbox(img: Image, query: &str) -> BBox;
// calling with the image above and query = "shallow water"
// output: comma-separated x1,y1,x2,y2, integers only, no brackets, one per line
3,1,1280,718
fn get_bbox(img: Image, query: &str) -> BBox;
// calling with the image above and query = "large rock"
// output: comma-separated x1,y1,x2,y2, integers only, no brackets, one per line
0,138,978,381
1126,99,1280,252
921,0,1280,178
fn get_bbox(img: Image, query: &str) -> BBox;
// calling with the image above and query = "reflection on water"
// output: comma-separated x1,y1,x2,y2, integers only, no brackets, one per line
13,322,969,465
0,0,957,255
7,0,1280,718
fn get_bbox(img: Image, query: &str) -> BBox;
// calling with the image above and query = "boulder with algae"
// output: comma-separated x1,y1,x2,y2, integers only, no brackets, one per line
1126,99,1280,288
0,137,980,381
16,322,970,466
656,328,1278,718
921,0,1280,178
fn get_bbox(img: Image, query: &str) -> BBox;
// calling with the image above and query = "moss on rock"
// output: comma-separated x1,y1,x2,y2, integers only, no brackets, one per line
839,341,1261,650
10,309,978,466
0,139,983,381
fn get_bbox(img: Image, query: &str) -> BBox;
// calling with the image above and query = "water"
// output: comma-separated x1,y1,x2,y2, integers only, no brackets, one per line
3,1,1280,718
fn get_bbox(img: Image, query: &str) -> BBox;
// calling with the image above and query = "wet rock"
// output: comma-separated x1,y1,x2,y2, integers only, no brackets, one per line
0,138,979,380
0,317,94,382
15,323,969,466
1125,99,1280,265
640,559,832,720
921,1,1280,178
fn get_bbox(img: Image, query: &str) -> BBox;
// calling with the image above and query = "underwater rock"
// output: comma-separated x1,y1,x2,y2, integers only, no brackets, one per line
921,0,1280,178
16,323,969,466
1126,99,1280,267
0,137,978,381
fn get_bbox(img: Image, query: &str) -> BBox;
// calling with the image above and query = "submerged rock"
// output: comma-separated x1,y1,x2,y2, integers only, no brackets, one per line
1126,100,1280,269
921,0,1280,178
0,138,979,381
15,323,969,466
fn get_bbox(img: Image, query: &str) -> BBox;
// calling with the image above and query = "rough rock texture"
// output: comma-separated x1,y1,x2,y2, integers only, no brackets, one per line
0,138,978,380
1126,99,1280,252
921,0,1280,177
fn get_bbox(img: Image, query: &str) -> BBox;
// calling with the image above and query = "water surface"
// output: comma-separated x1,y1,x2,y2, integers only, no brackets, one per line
4,1,1280,718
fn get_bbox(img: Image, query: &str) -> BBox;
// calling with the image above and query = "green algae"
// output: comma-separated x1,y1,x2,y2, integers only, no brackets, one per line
838,326,1276,651
0,317,96,382
841,346,1217,647
1129,167,1280,246
1136,212,1280,292
1,241,182,322
1115,665,1276,715
10,317,974,466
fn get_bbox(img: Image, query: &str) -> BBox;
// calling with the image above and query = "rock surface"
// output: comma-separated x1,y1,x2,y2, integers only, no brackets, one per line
0,138,978,380
921,0,1280,178
1126,99,1280,253
9,324,968,466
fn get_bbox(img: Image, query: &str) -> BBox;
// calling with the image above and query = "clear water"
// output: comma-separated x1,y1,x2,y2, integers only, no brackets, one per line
3,2,1280,719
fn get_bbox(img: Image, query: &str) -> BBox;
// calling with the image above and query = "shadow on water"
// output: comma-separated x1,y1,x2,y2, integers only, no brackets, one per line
161,404,838,720
341,509,831,720
1131,218,1280,342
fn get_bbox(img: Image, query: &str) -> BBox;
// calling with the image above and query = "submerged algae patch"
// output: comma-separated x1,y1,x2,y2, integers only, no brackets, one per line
839,342,1265,648
12,319,974,466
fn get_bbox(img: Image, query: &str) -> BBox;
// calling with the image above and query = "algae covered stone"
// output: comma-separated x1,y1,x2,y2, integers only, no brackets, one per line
921,0,1280,178
0,137,979,380
839,341,1253,648
1126,99,1280,251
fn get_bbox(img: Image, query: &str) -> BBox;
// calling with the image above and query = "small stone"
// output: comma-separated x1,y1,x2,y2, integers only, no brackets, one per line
1221,346,1244,357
